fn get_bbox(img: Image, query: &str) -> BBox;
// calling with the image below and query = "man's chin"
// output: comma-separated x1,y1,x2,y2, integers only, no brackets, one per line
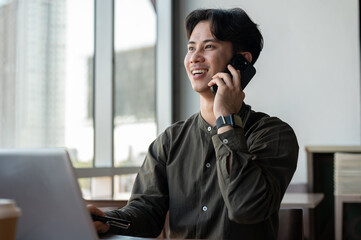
192,85,213,94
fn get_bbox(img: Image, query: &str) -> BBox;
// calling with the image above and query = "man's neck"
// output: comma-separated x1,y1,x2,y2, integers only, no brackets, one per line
200,95,216,127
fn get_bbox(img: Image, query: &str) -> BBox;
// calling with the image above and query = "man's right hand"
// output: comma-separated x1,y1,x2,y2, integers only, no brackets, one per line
87,204,110,234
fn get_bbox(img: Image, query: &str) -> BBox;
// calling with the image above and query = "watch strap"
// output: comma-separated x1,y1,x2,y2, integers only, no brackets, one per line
216,114,243,129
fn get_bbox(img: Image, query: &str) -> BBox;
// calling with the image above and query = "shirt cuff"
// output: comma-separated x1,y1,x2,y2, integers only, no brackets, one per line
103,210,127,235
212,128,248,158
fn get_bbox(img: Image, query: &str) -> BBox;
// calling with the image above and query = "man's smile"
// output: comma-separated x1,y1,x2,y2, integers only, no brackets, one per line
191,69,208,75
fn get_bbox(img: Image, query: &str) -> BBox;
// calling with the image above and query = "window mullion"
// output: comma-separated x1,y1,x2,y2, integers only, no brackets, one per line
94,0,114,168
156,0,173,134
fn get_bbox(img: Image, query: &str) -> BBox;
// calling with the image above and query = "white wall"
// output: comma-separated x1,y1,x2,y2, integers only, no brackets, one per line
174,0,361,183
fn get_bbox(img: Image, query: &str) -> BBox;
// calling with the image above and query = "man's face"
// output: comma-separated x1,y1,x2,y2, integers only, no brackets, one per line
184,21,233,94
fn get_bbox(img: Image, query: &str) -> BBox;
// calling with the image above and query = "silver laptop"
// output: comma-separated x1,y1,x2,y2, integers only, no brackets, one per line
0,148,142,240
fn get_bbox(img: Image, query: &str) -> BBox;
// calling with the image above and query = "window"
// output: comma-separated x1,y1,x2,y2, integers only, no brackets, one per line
0,0,94,167
113,0,157,168
0,0,164,200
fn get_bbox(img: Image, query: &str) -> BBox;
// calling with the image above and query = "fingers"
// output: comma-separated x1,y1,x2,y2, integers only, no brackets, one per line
210,64,242,92
227,64,242,90
87,204,110,233
87,204,106,217
208,75,226,89
211,72,231,87
94,221,110,234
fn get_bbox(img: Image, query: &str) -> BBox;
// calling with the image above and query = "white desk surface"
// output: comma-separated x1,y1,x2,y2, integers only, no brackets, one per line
281,193,324,209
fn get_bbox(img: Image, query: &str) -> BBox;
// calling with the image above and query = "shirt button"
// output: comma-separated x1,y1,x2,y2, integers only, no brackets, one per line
202,206,208,212
206,163,211,168
223,139,229,144
207,126,212,131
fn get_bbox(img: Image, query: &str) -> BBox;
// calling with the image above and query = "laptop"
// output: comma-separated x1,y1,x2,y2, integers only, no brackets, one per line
0,148,143,240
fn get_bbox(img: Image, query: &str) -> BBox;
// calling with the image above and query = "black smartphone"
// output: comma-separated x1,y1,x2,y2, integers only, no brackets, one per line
210,54,256,94
91,214,131,229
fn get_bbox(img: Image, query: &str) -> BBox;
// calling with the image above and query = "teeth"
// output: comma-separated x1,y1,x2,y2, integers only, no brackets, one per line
192,69,207,75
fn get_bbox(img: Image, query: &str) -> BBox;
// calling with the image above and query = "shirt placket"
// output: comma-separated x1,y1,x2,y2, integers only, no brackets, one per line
195,124,217,238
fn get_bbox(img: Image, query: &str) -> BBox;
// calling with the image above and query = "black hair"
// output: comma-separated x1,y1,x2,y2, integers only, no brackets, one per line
185,8,263,64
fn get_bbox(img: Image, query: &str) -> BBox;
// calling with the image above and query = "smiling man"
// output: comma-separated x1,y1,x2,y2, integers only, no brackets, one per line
89,8,299,240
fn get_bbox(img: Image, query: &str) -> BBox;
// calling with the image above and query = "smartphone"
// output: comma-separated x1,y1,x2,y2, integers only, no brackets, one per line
210,54,256,94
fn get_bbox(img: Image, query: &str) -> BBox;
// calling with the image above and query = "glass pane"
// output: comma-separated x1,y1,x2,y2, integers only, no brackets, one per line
114,174,137,200
91,177,112,200
81,175,135,200
65,0,94,167
80,177,112,200
78,178,91,199
0,0,94,167
113,0,157,167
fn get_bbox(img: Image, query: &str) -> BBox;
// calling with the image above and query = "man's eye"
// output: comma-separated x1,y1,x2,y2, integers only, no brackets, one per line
188,46,195,51
205,45,214,49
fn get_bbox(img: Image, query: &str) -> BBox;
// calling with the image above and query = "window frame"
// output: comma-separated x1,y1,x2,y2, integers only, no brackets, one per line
73,0,173,200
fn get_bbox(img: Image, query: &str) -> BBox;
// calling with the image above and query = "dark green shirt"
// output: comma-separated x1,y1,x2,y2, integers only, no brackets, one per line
106,103,299,239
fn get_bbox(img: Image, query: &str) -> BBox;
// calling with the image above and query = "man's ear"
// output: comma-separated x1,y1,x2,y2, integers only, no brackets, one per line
238,51,252,63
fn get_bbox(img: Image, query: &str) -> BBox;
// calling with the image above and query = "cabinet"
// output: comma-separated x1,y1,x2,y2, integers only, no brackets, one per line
306,146,361,240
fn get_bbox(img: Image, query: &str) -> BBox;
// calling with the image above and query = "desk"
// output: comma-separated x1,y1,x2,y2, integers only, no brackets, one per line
281,193,324,240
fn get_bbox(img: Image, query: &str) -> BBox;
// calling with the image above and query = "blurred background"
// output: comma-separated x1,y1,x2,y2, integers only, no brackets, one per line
0,0,360,203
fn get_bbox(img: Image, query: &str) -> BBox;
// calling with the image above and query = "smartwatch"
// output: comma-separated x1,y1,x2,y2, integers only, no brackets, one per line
216,114,243,129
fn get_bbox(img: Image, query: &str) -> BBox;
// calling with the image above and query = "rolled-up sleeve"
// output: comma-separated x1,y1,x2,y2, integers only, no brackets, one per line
212,117,298,224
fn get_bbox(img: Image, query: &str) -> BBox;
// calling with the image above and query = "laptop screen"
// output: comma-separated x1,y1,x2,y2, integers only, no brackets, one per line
0,148,98,240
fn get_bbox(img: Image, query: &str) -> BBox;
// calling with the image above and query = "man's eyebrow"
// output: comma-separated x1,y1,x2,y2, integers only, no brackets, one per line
187,39,219,45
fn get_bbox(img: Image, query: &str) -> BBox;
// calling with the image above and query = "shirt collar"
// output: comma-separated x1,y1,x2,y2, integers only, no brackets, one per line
197,113,217,135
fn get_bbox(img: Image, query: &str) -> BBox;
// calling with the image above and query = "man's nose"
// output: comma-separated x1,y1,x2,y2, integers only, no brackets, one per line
190,49,204,63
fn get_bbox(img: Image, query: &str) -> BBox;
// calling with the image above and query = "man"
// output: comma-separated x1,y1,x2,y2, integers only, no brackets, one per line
89,8,298,239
